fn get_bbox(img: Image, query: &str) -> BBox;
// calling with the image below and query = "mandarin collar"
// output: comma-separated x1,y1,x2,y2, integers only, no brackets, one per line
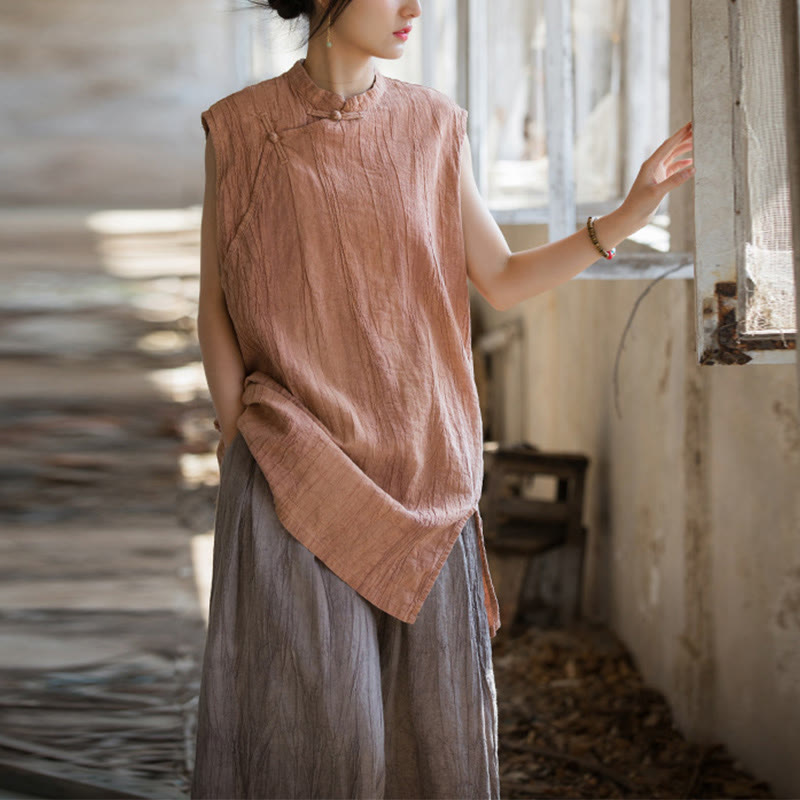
286,58,387,117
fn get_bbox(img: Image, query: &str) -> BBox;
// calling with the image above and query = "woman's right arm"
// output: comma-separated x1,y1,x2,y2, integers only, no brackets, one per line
198,133,246,457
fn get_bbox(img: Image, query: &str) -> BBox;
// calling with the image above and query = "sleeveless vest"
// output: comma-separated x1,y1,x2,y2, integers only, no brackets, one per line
201,58,500,637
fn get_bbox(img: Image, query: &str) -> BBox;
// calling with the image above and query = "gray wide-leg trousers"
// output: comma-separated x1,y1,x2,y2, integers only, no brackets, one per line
190,431,500,800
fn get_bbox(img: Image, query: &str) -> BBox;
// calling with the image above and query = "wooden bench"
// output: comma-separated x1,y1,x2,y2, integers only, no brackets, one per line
480,442,590,631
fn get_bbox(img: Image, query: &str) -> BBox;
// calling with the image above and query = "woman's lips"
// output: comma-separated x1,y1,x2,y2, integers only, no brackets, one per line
393,26,411,40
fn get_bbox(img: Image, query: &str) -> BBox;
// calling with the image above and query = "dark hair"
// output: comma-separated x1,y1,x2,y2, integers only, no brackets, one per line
246,0,355,47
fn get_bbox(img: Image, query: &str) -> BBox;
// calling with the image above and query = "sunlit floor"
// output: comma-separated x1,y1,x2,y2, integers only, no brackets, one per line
0,206,217,799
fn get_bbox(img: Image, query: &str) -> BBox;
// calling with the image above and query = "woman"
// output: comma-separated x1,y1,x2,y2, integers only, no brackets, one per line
191,1,695,797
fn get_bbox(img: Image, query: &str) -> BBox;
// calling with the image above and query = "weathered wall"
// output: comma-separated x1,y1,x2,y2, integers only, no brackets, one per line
479,256,800,794
478,252,800,793
478,1,800,792
0,0,238,207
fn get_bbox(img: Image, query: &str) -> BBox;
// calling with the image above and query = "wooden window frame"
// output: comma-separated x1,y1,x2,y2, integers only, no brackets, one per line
690,0,797,365
238,0,695,288
784,0,800,391
458,0,688,281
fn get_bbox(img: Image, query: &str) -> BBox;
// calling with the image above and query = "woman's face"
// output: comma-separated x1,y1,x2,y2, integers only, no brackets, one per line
328,0,421,59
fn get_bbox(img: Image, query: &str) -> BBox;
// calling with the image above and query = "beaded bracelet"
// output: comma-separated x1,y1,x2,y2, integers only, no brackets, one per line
586,216,616,260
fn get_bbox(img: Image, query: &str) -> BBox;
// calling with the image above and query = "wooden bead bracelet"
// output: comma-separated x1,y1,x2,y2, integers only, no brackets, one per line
586,216,616,260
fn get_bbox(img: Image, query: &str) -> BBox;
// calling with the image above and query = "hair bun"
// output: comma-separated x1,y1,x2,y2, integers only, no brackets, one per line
268,0,306,19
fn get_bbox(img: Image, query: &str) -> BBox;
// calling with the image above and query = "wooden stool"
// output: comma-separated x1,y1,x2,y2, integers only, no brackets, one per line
480,442,589,630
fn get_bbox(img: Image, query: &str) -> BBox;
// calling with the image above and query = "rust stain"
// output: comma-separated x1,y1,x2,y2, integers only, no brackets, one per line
700,281,795,364
772,400,800,454
715,281,737,298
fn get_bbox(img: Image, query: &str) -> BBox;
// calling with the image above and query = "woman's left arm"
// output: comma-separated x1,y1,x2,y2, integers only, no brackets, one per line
460,121,695,312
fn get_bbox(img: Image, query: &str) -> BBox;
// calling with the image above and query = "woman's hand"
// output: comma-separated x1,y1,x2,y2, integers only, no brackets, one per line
619,120,695,229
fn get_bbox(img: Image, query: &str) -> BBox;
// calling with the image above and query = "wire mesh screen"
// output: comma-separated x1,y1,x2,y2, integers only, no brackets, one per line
738,1,797,336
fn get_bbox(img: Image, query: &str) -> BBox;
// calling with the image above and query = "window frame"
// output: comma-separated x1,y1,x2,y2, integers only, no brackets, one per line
458,0,684,281
690,0,797,365
782,0,800,392
240,0,682,279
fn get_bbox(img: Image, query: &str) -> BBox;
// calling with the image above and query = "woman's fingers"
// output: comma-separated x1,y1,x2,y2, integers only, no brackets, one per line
672,140,694,155
669,134,693,155
625,121,694,215
651,122,693,162
667,158,694,177
663,121,692,147
649,139,692,176
665,143,694,167
662,133,693,163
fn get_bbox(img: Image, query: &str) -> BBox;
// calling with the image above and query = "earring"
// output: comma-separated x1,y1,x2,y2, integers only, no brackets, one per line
326,14,332,47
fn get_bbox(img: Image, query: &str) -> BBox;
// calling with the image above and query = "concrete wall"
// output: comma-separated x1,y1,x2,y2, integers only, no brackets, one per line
478,1,800,792
478,260,800,794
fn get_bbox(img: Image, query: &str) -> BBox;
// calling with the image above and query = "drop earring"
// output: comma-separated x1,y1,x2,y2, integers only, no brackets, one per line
326,14,332,47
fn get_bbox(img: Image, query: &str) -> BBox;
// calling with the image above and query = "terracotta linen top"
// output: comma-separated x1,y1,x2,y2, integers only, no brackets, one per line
201,57,500,637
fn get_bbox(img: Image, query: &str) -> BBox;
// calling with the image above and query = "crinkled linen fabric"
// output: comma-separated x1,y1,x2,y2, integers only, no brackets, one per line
200,58,500,637
190,431,500,799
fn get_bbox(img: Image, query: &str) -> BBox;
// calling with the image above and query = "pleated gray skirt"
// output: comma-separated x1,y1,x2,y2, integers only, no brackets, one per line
190,431,500,800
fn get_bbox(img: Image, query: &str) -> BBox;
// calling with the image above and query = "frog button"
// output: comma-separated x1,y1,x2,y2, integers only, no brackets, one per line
329,109,342,121
268,131,279,142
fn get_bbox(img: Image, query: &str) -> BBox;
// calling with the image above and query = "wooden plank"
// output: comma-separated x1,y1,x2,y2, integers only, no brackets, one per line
485,451,589,474
728,0,752,335
544,0,576,242
466,0,488,197
0,755,182,800
573,251,694,281
420,0,437,89
489,533,565,555
623,0,654,191
780,0,800,405
691,0,738,362
691,0,795,364
494,497,571,523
